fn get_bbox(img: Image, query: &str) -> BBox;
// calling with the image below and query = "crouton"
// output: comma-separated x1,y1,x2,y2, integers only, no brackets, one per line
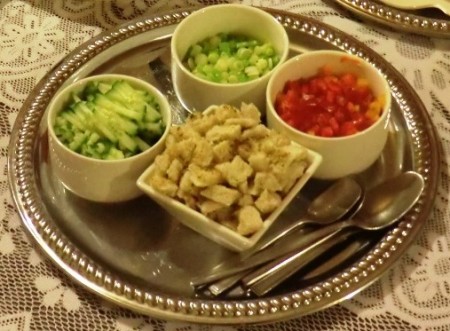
200,185,241,206
255,190,282,214
240,102,261,122
177,189,197,209
248,151,270,172
215,155,253,187
237,205,263,236
166,158,184,183
154,153,171,172
238,193,254,207
166,138,195,164
212,104,239,123
241,124,270,140
191,139,214,167
206,124,241,142
188,164,223,187
251,172,282,195
147,174,178,197
225,117,259,128
198,199,226,215
212,140,235,163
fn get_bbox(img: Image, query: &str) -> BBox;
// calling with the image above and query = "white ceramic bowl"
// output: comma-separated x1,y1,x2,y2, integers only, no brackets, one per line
47,74,171,203
266,50,391,180
171,4,289,113
137,147,321,252
137,104,322,252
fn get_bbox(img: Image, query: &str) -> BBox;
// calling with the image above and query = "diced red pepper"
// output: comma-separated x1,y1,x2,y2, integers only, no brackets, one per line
274,65,383,138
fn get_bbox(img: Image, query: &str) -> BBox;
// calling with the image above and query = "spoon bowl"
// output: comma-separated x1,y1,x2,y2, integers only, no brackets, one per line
354,171,424,230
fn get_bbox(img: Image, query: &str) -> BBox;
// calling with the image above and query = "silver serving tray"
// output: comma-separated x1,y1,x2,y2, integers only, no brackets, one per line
8,7,440,324
333,0,450,38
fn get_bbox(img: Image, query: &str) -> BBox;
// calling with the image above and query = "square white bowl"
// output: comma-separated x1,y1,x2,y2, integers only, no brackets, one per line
137,146,321,252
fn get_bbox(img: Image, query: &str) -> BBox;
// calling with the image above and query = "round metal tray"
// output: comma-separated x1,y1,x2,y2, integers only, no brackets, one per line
8,7,440,324
334,0,450,38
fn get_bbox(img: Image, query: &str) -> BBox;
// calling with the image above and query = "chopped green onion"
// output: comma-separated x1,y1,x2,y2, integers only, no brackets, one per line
183,33,280,83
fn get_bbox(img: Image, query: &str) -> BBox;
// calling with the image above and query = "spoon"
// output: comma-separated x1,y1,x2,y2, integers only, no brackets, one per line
243,171,424,296
240,176,362,259
190,178,362,288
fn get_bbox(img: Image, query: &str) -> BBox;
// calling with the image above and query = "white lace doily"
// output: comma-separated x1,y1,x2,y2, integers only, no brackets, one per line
1,0,449,330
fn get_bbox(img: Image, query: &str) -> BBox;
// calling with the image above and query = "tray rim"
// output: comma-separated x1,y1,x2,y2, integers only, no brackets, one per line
333,0,450,38
7,6,441,324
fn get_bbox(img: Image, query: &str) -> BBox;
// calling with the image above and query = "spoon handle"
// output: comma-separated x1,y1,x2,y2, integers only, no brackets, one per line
190,223,342,287
244,229,349,296
239,217,314,260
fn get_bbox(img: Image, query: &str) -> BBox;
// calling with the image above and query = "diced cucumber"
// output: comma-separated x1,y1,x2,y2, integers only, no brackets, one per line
53,78,167,160
118,132,138,152
145,104,162,122
95,106,138,136
94,93,143,121
98,82,112,94
134,136,151,152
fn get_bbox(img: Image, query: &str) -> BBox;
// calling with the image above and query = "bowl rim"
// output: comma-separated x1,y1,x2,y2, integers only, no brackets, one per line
266,50,392,142
46,73,172,164
170,3,290,88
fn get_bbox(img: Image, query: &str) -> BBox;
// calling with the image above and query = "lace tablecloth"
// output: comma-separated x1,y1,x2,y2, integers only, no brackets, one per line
1,0,450,330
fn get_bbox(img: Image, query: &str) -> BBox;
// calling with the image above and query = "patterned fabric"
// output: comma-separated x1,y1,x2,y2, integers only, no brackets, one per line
1,0,450,330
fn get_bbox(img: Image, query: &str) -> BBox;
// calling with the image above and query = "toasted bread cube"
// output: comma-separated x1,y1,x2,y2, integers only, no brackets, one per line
211,207,238,230
188,164,223,188
237,205,263,236
191,138,214,167
238,180,249,194
212,104,239,123
179,171,194,192
166,158,184,183
154,153,171,172
216,155,253,187
271,144,308,191
276,159,308,193
248,151,270,172
240,103,261,122
200,185,241,206
241,124,270,141
188,113,215,135
206,124,241,142
147,174,178,197
251,172,282,195
177,189,197,209
236,141,259,161
212,140,235,163
166,138,195,164
238,193,254,207
225,117,259,129
255,190,282,214
198,199,226,215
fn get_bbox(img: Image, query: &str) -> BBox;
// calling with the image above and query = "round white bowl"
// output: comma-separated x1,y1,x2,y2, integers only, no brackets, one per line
171,4,289,113
266,50,391,180
47,74,172,203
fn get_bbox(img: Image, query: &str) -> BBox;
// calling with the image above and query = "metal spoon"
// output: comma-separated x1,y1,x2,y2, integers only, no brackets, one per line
190,178,362,288
240,177,362,259
244,171,424,296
